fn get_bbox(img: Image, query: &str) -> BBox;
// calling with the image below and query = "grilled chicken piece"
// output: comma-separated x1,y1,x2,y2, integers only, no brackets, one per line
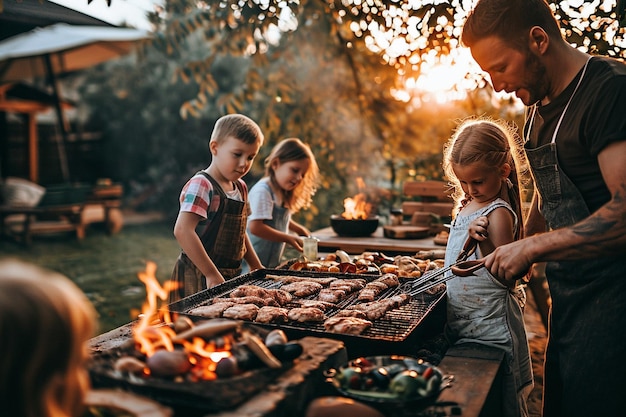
329,279,366,291
295,299,336,311
266,288,293,306
213,296,278,307
266,274,337,286
280,281,324,297
188,302,234,318
348,294,411,320
324,316,372,335
287,307,326,323
222,304,259,321
334,309,368,319
317,288,348,304
358,281,388,300
230,285,271,299
255,306,289,324
377,273,400,287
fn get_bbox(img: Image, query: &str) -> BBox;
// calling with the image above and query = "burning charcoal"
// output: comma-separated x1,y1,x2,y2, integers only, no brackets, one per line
268,342,303,362
173,316,194,333
215,356,240,377
113,356,146,375
146,349,192,378
264,329,288,347
172,319,240,342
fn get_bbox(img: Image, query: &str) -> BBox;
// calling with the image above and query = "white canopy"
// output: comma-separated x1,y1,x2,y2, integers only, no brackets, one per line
0,23,150,82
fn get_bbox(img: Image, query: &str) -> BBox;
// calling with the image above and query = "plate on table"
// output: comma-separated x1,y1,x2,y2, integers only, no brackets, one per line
326,355,453,413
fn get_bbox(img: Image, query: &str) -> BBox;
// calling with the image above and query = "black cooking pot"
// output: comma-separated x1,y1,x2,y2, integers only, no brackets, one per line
330,214,379,237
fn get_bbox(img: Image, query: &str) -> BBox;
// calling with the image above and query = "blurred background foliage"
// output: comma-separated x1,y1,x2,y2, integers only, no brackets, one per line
76,0,625,231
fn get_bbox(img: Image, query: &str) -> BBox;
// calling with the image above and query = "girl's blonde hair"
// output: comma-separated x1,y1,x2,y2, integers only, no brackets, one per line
265,138,320,212
0,258,97,417
443,118,528,240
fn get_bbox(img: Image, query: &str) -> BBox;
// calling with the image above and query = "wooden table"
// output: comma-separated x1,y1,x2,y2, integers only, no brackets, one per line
312,226,444,255
436,343,504,417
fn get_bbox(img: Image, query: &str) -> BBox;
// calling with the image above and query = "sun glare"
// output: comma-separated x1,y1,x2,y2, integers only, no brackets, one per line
392,47,481,106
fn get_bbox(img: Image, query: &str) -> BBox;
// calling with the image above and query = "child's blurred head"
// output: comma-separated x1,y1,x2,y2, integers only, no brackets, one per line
209,114,264,147
265,138,320,212
0,258,97,417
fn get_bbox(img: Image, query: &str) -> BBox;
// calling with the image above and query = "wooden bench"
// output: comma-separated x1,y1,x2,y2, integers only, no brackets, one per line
401,180,455,220
83,183,124,235
0,203,85,245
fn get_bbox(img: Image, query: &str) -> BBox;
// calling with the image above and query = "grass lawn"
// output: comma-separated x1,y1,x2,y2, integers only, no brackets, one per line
0,221,180,334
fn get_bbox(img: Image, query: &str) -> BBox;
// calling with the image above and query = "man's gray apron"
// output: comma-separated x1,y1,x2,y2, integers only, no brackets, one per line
525,66,626,414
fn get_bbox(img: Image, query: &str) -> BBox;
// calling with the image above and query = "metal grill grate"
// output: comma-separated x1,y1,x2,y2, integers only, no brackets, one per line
167,268,445,343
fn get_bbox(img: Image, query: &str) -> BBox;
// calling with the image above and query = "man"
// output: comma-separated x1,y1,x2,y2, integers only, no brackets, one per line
461,0,626,416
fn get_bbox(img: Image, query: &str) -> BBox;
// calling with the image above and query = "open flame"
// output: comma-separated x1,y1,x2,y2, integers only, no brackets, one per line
132,261,233,381
342,178,372,219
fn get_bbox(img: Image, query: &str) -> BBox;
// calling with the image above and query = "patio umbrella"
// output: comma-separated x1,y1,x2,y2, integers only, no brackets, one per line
0,23,150,182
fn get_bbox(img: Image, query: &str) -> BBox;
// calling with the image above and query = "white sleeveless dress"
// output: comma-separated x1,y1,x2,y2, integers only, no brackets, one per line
444,198,533,417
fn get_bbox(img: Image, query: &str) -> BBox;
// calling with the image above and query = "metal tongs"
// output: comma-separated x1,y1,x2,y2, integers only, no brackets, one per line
407,236,485,296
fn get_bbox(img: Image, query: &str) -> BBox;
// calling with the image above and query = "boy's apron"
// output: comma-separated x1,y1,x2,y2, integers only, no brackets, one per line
169,172,247,302
525,106,626,417
248,181,290,268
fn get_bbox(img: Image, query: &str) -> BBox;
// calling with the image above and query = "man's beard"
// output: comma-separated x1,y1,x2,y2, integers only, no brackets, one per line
522,52,549,106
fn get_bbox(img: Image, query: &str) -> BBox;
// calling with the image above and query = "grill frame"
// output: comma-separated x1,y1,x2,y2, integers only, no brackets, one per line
168,268,446,357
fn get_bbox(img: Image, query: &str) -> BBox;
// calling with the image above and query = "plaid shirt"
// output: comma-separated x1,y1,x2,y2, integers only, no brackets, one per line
179,174,245,222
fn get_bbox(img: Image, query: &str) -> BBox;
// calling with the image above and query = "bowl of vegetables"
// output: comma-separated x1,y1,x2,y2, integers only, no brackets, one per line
325,355,453,412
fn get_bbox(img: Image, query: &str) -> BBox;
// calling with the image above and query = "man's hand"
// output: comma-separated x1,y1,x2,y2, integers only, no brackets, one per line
483,239,534,286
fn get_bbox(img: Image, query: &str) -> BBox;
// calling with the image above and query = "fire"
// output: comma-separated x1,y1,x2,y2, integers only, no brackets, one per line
342,178,372,219
132,261,233,381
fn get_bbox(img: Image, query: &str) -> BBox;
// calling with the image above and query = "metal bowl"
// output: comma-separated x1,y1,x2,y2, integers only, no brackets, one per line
330,214,379,237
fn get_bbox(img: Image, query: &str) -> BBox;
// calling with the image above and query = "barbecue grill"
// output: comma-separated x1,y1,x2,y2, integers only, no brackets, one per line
88,321,288,414
168,268,446,357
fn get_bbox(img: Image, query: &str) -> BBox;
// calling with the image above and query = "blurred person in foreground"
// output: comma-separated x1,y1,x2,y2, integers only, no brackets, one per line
170,114,265,302
462,0,626,416
0,258,98,417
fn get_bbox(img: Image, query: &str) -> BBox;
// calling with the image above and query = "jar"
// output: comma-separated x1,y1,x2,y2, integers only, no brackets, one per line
302,236,319,261
390,208,403,226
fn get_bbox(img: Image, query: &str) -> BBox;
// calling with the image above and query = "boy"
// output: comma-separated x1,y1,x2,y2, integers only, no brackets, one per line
170,114,265,302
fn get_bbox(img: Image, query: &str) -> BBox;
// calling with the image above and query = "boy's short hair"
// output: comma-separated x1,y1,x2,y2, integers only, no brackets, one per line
462,0,562,51
209,114,264,146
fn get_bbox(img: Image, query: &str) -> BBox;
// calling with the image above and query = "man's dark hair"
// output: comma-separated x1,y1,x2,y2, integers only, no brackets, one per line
462,0,562,51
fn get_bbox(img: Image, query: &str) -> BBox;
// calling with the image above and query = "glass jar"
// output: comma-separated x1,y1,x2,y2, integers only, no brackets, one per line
390,208,403,226
302,236,319,261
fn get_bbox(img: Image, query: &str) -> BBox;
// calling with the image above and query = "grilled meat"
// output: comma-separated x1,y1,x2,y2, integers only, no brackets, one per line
333,309,368,319
266,274,337,286
287,307,326,323
324,316,372,335
222,304,259,321
280,281,324,297
317,288,348,304
213,296,278,307
266,288,293,305
254,306,289,324
188,302,234,318
295,299,337,311
230,285,271,299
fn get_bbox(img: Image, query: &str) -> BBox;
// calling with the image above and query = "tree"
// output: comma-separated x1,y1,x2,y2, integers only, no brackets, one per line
79,0,624,228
